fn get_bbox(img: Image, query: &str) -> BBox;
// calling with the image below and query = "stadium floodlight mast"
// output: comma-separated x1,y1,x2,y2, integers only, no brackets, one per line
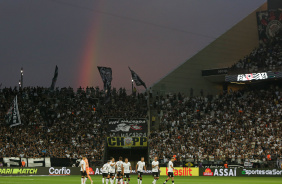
20,67,23,89
18,80,21,89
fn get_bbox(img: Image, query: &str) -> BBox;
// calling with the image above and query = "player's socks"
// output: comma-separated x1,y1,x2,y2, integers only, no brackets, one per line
140,179,142,184
172,180,174,184
137,178,140,184
81,178,84,184
106,178,109,184
121,179,123,184
102,178,105,184
84,177,88,184
163,179,168,184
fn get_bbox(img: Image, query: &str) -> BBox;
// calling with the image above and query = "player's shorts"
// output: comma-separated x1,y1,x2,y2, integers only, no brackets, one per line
137,171,143,177
117,171,123,177
81,171,86,177
168,172,174,177
124,173,130,178
110,173,115,177
152,172,159,177
102,173,109,177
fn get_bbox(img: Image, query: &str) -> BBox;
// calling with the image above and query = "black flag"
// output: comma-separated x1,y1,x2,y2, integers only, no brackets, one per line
98,66,112,102
6,96,21,127
50,65,58,90
129,67,147,89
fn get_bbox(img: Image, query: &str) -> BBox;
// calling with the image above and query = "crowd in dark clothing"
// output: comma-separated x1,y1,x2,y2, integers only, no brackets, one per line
149,86,281,165
0,84,281,166
0,87,147,162
229,32,282,74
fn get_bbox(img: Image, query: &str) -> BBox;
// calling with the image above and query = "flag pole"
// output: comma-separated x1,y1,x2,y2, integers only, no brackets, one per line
131,78,134,95
18,80,21,89
20,67,23,89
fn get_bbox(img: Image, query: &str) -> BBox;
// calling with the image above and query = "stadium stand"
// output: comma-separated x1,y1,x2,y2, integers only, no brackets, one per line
149,87,281,167
0,87,147,164
229,31,282,74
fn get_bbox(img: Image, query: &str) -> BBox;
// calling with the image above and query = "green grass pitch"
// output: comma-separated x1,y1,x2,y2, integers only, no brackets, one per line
0,175,281,184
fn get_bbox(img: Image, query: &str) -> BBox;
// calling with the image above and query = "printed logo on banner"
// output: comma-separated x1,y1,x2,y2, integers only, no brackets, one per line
237,72,268,81
88,168,95,175
113,123,131,132
124,137,133,146
49,167,70,175
213,168,237,177
203,168,213,176
107,137,147,147
159,167,199,176
130,125,142,130
256,10,282,43
0,168,38,175
241,169,282,176
108,119,147,137
266,20,282,38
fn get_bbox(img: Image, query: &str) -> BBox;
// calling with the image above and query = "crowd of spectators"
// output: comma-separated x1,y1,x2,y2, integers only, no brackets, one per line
1,84,281,167
149,86,282,165
229,31,282,74
0,86,147,163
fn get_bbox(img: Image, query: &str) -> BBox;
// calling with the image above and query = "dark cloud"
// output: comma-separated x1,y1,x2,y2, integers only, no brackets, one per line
0,0,266,91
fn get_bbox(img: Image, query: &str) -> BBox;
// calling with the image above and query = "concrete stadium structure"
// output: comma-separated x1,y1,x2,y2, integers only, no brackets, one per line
152,3,267,96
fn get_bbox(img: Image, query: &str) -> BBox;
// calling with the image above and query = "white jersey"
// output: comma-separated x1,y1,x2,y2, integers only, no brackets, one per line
137,161,145,172
168,161,173,172
116,161,123,172
102,163,109,173
123,162,131,173
152,161,159,172
109,161,116,173
80,160,86,171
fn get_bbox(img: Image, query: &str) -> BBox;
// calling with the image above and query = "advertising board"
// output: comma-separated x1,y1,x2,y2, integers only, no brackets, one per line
159,167,199,176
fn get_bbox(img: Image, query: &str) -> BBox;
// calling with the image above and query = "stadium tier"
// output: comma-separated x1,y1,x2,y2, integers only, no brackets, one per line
0,85,281,169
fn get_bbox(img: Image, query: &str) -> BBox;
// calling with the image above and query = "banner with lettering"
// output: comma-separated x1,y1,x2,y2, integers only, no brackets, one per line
107,119,147,137
107,137,147,148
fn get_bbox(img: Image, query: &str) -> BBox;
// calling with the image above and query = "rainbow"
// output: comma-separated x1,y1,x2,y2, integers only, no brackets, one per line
77,1,105,88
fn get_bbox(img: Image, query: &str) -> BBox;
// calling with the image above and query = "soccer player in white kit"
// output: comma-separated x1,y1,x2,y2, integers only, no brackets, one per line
109,157,116,184
116,157,123,184
136,157,146,184
102,160,111,184
122,158,132,184
80,157,86,184
163,157,177,184
152,156,160,184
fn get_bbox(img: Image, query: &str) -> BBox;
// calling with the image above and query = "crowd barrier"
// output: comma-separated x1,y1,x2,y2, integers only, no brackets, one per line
159,167,199,176
0,167,152,176
1,167,281,177
200,168,282,177
0,167,80,176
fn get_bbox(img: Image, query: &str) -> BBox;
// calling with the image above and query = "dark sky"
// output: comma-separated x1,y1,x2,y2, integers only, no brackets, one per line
0,0,266,92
